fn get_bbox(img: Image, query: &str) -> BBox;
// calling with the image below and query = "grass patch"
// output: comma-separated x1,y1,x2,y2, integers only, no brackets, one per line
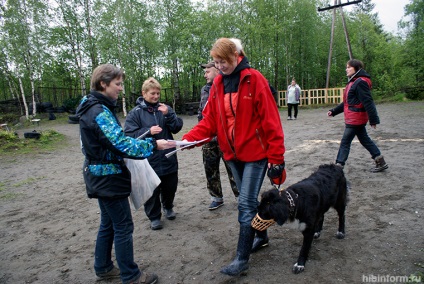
13,176,45,187
0,129,66,156
0,192,22,200
0,182,22,200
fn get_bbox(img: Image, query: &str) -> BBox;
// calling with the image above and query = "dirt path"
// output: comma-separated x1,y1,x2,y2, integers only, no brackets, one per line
0,102,423,283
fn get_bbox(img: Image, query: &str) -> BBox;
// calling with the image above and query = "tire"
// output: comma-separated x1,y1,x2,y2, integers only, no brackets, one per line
24,131,41,139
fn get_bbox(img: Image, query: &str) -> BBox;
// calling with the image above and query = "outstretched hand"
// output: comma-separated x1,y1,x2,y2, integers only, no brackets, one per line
156,139,176,150
180,139,196,150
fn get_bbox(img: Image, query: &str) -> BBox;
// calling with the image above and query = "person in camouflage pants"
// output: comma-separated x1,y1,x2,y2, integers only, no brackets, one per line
199,61,239,210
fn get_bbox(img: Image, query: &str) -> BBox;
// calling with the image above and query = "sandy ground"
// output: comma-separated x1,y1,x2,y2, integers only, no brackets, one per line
0,102,423,284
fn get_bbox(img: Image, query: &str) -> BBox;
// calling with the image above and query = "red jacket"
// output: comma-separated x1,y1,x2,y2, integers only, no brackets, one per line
182,68,285,164
343,77,371,125
331,69,380,126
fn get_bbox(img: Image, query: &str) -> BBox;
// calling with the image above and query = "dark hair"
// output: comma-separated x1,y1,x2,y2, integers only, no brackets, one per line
90,64,125,91
347,59,364,72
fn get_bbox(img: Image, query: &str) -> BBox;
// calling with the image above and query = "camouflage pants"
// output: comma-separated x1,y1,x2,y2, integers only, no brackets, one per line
202,141,239,201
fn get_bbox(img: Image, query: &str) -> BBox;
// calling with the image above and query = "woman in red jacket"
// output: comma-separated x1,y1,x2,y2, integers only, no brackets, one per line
182,38,286,276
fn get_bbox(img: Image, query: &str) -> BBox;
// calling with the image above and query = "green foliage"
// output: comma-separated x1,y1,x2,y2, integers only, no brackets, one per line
62,96,82,111
0,113,20,124
407,260,423,283
1,0,423,108
0,129,65,155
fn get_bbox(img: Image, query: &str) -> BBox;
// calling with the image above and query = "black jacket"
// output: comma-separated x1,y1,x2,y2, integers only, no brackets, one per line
76,91,156,199
124,98,183,176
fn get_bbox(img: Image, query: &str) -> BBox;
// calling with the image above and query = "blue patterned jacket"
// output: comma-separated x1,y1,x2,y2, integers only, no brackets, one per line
76,91,156,199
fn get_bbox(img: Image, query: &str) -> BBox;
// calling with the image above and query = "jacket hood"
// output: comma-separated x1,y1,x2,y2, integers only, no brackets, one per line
135,96,144,106
348,69,370,83
221,56,250,78
76,91,116,116
221,56,251,94
135,97,159,111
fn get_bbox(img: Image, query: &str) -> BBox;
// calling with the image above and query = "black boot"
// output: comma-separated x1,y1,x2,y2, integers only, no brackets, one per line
371,155,388,172
220,225,255,276
251,229,269,253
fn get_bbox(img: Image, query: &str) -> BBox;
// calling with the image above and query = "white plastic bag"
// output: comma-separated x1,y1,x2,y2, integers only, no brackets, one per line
124,158,160,211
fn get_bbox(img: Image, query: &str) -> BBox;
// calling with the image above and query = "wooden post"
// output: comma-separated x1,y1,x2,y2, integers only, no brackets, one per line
320,0,362,88
339,0,353,59
325,0,337,89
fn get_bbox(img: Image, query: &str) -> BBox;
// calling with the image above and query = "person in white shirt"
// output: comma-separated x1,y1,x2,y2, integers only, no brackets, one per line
287,79,301,120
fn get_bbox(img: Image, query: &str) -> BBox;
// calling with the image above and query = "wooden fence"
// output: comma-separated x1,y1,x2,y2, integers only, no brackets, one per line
277,87,345,107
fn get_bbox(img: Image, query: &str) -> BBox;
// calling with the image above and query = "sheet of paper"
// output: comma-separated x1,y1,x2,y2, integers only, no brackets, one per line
168,138,209,147
165,138,209,158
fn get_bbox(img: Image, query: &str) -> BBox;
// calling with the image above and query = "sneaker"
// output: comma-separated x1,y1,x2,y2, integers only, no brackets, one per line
150,219,163,230
208,201,224,210
163,208,176,220
96,266,120,281
129,272,158,284
293,117,297,120
287,116,292,120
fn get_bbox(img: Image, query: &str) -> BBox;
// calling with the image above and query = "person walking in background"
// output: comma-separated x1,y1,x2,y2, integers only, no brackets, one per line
327,59,388,172
287,79,301,120
268,80,278,105
181,38,286,276
125,77,183,230
77,64,175,284
199,61,239,210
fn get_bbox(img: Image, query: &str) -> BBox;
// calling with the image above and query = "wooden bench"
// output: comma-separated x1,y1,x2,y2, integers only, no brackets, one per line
31,119,41,127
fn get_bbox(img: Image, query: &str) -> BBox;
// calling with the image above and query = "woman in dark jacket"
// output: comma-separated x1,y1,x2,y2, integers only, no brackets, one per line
328,59,388,172
125,77,183,230
77,64,175,284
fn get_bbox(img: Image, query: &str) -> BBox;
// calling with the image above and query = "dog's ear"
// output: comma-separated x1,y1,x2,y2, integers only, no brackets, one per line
271,199,290,226
259,189,289,225
257,189,279,220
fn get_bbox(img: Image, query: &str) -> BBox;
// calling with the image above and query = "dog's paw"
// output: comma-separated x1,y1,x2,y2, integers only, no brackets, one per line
336,231,345,239
313,232,321,239
292,263,305,274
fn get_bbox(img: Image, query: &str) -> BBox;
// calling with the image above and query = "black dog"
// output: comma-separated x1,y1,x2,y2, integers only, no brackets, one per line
257,164,348,274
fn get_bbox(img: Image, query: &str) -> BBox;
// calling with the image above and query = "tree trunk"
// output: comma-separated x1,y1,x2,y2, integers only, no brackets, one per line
121,85,127,117
19,77,29,120
31,80,36,117
84,0,98,68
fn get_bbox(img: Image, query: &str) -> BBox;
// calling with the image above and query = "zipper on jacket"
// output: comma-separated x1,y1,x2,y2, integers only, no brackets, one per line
214,81,236,159
256,129,265,150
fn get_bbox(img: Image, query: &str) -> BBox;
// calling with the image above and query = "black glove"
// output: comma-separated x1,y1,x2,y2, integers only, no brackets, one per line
267,163,285,179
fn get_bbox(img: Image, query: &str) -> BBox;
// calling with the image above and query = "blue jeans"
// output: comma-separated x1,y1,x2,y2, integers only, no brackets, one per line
95,198,141,284
227,158,267,225
336,125,381,166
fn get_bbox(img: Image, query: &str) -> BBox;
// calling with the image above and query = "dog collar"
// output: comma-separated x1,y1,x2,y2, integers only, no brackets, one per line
279,189,298,218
